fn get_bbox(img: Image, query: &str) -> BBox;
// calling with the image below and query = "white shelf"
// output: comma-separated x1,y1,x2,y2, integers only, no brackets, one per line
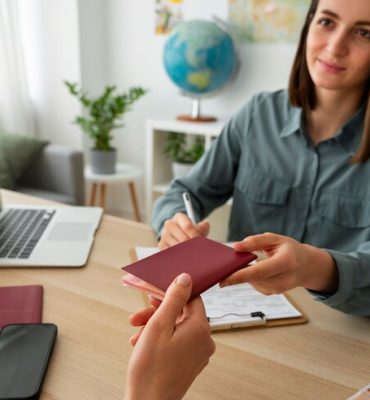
146,118,229,225
147,118,227,136
153,183,171,193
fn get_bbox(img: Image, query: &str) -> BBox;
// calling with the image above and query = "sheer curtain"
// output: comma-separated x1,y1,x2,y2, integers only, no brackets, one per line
0,0,35,136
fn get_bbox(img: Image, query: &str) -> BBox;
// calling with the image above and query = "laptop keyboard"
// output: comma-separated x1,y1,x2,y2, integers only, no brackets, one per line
0,209,56,259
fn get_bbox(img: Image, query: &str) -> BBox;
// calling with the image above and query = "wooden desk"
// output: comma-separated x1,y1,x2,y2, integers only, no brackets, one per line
1,190,369,400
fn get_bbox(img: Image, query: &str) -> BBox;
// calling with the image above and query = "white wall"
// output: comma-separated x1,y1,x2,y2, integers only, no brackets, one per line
19,0,298,221
19,0,83,149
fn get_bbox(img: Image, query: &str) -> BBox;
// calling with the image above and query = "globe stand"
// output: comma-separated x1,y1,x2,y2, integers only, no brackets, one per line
177,98,217,122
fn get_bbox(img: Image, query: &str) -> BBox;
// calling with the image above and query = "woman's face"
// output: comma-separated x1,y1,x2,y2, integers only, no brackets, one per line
306,0,370,94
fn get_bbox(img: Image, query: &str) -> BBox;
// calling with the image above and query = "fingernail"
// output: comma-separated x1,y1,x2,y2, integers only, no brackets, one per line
176,273,191,286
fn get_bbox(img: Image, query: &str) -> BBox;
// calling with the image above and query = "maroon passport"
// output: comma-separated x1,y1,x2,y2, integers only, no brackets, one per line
0,285,43,328
122,236,257,301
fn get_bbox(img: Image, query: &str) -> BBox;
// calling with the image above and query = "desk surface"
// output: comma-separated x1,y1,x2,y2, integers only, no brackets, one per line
1,190,370,400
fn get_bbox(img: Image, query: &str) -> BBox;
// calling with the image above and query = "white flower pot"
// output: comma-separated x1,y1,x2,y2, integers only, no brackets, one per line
172,162,194,179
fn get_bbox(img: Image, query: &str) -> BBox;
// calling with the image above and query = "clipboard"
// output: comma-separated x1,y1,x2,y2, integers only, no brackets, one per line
200,281,307,331
208,292,307,331
128,247,308,331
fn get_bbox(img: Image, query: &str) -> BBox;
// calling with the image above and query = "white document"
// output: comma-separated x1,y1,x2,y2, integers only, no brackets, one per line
134,246,302,330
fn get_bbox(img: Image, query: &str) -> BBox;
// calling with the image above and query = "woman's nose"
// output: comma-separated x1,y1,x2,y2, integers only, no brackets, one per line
326,29,349,57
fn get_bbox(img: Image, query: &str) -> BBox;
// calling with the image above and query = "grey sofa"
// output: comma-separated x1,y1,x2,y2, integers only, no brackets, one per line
16,144,85,205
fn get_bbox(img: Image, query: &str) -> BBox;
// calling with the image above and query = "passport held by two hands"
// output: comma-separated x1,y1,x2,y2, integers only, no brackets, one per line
121,236,257,301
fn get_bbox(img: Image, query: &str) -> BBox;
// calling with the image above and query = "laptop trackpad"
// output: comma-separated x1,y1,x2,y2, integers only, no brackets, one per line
48,223,92,241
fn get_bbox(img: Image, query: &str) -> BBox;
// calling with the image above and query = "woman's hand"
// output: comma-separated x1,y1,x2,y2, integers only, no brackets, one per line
125,273,215,400
221,233,338,295
158,212,210,250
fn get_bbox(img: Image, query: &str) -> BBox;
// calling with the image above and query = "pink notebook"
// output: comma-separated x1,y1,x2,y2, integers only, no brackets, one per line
0,285,43,328
122,236,257,301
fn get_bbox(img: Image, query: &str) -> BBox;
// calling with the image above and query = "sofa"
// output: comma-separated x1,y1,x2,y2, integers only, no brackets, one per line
16,144,85,206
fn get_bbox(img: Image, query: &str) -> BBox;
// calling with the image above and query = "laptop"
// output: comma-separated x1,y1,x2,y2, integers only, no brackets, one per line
0,189,102,267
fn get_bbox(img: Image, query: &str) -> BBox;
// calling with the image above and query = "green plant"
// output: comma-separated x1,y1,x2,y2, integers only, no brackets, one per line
164,133,205,164
65,81,146,151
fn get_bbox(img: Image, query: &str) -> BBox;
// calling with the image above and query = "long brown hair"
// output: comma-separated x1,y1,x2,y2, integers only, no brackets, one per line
288,0,370,163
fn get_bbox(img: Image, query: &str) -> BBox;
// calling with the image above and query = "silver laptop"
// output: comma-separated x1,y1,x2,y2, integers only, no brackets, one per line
0,190,102,267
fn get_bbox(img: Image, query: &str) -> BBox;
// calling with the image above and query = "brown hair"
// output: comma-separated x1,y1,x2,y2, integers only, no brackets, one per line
288,0,370,163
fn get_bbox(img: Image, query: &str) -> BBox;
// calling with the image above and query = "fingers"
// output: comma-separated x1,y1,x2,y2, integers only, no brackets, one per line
129,326,144,347
248,279,288,295
164,217,191,242
197,221,210,237
220,256,286,287
184,296,207,320
148,296,162,308
233,232,282,253
129,306,157,327
149,273,193,331
159,213,209,249
173,213,200,237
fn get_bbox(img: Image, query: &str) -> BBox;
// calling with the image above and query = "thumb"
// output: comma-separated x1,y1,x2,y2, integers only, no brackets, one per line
152,273,193,329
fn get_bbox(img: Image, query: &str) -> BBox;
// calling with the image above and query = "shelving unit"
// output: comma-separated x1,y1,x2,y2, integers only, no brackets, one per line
146,118,230,241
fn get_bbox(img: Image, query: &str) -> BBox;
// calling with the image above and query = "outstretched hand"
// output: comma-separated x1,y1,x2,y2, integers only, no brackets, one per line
125,273,215,400
221,233,338,295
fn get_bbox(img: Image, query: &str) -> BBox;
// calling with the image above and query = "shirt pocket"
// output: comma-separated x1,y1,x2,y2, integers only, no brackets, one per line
235,169,291,205
316,193,370,229
233,168,291,234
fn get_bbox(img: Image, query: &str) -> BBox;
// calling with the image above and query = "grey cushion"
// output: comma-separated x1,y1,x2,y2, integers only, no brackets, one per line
16,186,78,206
18,144,85,205
0,132,48,189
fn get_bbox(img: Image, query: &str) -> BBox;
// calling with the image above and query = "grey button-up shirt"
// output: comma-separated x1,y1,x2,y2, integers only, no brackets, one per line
152,90,370,316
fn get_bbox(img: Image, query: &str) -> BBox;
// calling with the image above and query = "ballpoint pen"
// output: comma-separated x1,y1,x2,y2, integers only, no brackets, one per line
182,191,196,225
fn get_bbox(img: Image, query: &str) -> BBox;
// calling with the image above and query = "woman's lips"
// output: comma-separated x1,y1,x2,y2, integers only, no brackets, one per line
318,59,346,74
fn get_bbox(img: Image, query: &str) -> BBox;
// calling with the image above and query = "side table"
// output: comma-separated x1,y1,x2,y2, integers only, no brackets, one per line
84,163,143,221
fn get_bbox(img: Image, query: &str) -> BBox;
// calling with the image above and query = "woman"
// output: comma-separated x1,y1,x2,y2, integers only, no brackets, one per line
151,0,370,316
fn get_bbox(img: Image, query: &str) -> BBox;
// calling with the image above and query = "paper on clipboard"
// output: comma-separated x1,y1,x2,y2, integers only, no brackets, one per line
201,283,302,330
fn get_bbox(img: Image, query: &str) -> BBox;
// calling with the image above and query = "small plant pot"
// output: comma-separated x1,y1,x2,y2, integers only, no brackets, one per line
172,161,194,179
90,148,117,174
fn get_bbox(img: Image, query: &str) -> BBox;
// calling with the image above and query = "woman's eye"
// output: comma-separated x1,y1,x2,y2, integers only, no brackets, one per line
318,18,333,28
356,28,370,40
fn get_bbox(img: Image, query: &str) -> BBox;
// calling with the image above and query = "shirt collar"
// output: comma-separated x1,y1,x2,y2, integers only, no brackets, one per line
279,102,365,155
335,105,365,156
279,105,303,138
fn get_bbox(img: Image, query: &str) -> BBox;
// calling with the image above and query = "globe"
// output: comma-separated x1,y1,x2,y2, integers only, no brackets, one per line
163,19,238,121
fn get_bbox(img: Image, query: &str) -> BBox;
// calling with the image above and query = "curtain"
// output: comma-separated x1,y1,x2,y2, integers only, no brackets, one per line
0,0,35,136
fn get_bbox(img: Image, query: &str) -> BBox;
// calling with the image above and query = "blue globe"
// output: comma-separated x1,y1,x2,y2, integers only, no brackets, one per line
163,20,238,97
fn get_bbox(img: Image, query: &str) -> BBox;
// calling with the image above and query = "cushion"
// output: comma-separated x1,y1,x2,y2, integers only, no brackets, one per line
0,131,48,189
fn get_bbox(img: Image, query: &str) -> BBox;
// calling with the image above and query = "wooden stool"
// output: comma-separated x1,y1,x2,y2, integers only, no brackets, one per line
85,163,143,222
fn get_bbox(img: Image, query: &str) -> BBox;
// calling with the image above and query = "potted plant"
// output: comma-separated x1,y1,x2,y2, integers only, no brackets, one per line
163,132,205,178
65,81,146,174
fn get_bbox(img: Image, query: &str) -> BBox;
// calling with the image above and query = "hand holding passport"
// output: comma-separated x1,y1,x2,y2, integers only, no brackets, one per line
122,236,257,301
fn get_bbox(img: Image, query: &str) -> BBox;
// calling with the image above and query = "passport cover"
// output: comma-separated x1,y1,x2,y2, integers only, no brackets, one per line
0,285,43,328
121,236,257,301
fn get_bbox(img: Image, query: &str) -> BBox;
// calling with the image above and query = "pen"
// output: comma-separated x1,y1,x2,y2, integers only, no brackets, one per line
182,192,196,225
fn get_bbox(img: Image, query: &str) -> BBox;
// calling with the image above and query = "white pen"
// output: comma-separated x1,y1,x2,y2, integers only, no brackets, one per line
182,191,196,225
